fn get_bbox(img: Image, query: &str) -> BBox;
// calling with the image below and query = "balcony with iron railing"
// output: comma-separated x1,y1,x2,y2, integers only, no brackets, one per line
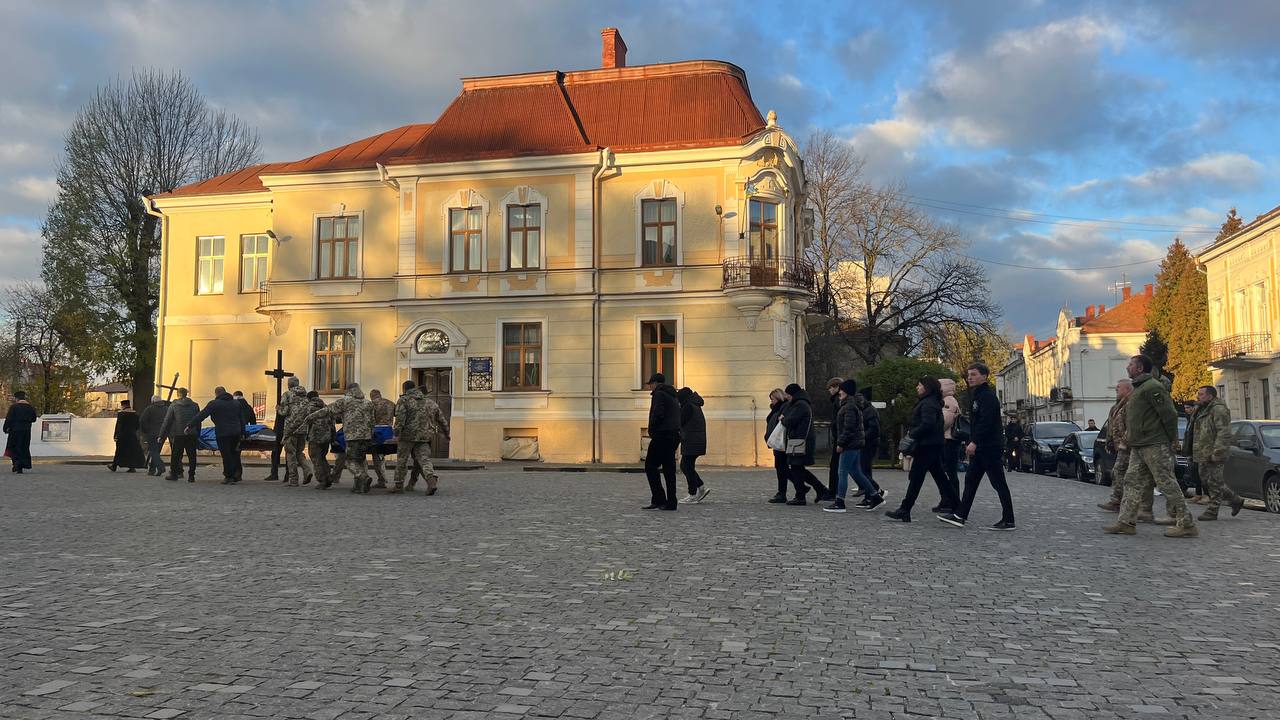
721,255,816,326
1209,331,1275,368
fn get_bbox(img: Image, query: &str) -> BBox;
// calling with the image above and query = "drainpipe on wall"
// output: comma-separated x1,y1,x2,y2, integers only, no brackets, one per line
591,148,618,463
142,196,168,394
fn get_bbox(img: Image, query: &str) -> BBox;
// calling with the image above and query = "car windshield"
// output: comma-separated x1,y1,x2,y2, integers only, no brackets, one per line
1259,425,1280,449
1034,422,1079,439
1076,431,1098,451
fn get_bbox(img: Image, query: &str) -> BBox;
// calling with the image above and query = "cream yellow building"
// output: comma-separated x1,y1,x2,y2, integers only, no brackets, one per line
147,30,814,466
1200,204,1280,419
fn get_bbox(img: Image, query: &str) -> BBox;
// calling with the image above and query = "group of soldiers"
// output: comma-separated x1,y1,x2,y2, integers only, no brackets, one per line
1098,354,1245,537
274,379,449,495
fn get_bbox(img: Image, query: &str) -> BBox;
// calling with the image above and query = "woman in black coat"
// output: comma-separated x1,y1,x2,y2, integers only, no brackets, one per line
765,388,791,503
780,383,829,505
885,377,959,521
108,400,147,472
676,387,709,503
4,391,38,473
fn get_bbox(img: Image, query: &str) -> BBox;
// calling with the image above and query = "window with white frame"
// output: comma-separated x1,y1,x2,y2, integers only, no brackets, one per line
314,328,357,393
506,204,541,270
449,207,483,273
196,236,225,295
240,234,269,292
317,216,360,279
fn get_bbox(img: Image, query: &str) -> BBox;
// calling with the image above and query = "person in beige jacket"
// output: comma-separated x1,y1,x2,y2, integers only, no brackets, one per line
938,378,963,514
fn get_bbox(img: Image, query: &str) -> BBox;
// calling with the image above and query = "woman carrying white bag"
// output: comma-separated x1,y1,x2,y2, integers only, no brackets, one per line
764,388,791,503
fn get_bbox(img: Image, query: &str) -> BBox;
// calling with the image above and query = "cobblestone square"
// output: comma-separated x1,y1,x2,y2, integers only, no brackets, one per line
2,464,1278,718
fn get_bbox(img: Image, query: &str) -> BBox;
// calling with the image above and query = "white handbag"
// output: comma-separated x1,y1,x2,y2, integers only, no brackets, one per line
766,422,786,452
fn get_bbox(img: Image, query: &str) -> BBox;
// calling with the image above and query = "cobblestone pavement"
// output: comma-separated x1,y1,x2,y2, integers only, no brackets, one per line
2,463,1278,719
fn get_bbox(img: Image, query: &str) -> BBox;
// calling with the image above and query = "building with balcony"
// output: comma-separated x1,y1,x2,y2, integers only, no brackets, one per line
998,286,1152,426
1199,204,1280,419
145,29,813,466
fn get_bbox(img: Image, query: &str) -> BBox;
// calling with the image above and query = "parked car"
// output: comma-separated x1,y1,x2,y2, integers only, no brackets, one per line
1055,430,1099,482
1094,416,1190,491
1225,420,1280,513
1018,421,1081,473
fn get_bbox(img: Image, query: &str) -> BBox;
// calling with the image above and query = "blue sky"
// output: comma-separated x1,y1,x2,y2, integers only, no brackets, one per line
2,0,1277,338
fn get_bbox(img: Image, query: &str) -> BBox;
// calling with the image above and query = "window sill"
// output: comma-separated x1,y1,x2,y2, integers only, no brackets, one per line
309,279,362,297
493,391,550,409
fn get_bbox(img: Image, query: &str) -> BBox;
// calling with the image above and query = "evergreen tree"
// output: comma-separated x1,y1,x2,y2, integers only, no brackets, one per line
1145,239,1210,400
1216,207,1244,242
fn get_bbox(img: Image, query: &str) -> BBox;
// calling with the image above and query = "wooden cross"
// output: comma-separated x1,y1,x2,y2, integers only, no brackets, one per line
156,373,181,402
263,349,295,404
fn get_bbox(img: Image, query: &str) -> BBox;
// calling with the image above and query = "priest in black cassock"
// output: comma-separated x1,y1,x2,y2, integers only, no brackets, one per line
4,390,37,473
108,400,147,472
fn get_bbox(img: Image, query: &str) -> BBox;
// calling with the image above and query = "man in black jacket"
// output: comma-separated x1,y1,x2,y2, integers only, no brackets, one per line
188,386,245,484
138,395,170,477
939,363,1015,530
643,373,681,510
233,391,257,428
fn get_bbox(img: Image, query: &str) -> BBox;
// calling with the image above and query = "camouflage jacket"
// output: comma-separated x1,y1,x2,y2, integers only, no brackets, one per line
305,387,373,441
1105,395,1130,452
278,385,310,437
1190,398,1232,464
394,387,448,443
305,397,335,445
372,397,395,426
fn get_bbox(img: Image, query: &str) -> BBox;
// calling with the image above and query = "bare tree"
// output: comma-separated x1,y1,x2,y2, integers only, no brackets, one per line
801,129,866,318
41,69,260,405
2,283,92,414
849,183,1001,363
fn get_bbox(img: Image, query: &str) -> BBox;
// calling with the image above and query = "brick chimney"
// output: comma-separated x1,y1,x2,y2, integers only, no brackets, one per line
1098,304,1106,315
1085,305,1096,320
601,28,627,69
1122,286,1132,300
1144,283,1153,296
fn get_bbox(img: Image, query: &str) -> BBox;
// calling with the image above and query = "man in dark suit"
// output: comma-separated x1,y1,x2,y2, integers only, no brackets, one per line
188,386,245,484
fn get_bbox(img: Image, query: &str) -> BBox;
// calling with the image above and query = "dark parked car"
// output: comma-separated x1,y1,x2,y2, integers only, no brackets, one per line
1095,416,1190,491
1055,430,1099,482
1225,420,1280,513
1018,421,1081,473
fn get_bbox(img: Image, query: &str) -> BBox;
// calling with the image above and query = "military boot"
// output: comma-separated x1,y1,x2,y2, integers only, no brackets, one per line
1136,511,1155,523
1103,522,1136,535
1096,499,1120,512
387,484,404,494
1153,516,1177,526
1164,525,1199,538
1197,508,1219,521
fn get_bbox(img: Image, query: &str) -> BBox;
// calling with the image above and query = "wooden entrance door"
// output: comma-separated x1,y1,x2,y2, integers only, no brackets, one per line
413,368,452,458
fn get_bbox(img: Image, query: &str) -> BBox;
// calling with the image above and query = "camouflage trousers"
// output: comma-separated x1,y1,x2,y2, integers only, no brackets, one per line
344,440,372,483
394,441,437,490
1198,461,1240,512
307,441,331,487
371,453,387,483
1119,444,1193,528
1108,449,1153,511
283,435,307,483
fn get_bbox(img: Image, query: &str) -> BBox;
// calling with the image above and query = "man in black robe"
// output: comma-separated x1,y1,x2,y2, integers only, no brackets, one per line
4,390,37,474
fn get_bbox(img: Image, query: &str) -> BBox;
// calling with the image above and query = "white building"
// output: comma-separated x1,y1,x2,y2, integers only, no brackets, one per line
998,285,1152,426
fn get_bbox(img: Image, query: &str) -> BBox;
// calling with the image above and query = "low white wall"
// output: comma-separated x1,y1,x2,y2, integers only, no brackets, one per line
3,416,118,457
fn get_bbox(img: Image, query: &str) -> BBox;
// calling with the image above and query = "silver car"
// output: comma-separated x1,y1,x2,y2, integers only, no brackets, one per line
1224,420,1280,513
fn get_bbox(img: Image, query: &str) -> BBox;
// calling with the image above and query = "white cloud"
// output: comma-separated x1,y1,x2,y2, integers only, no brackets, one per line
1066,151,1264,203
13,177,58,204
0,224,44,285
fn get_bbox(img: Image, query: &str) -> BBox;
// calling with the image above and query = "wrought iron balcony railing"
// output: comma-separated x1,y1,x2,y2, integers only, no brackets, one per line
1209,332,1273,362
722,255,816,293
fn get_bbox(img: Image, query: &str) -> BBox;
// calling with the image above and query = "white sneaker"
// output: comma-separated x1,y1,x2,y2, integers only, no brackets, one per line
693,486,711,503
681,494,699,504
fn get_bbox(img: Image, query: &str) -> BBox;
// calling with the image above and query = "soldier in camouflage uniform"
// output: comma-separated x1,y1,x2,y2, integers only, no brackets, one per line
277,378,310,486
368,389,396,488
305,383,375,494
304,391,335,489
1189,386,1245,520
1097,378,1153,518
391,380,449,494
1104,355,1197,537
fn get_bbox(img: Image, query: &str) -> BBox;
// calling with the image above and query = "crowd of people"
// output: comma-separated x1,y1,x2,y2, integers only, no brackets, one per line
101,379,449,495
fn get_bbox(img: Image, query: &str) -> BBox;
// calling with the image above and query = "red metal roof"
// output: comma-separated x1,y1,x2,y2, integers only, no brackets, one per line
158,60,765,198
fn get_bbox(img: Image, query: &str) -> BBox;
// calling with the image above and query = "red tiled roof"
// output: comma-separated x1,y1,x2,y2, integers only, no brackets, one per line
1080,289,1151,334
158,60,765,198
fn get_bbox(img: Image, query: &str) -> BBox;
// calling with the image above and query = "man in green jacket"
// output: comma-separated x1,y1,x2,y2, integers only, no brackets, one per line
1189,386,1245,520
1104,355,1197,537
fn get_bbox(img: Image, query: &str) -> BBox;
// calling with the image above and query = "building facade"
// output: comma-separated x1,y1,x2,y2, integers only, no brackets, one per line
1199,204,1280,419
997,286,1151,426
148,30,813,466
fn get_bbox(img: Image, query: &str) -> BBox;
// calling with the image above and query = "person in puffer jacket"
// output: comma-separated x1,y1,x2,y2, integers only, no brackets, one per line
676,387,710,504
885,376,959,522
824,379,885,513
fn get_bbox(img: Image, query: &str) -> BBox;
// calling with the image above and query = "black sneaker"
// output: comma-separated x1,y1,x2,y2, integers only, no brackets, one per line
785,497,807,506
884,508,910,522
936,512,966,528
642,503,663,510
767,493,787,504
822,499,847,513
984,520,1016,531
854,497,874,509
864,493,886,510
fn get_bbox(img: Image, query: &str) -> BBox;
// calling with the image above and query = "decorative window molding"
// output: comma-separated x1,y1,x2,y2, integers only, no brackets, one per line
500,185,548,271
633,179,685,267
495,317,548,392
633,314,683,390
441,189,490,273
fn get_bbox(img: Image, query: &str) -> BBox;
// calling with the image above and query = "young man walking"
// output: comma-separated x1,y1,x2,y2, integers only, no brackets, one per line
159,388,200,482
1104,355,1197,537
643,373,681,510
1096,379,1152,520
1188,386,1245,521
938,363,1015,531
